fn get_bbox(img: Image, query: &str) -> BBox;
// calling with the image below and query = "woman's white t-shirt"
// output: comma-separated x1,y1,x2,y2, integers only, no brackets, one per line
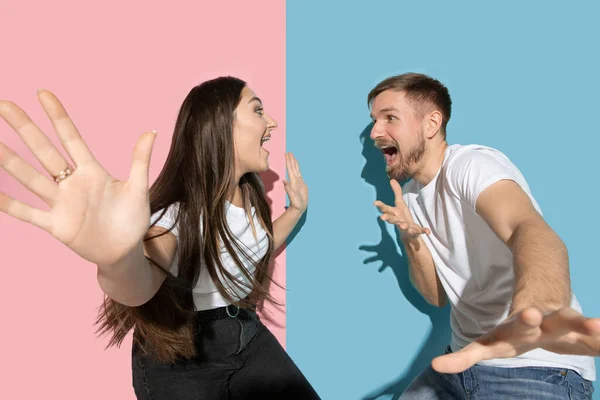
150,201,269,311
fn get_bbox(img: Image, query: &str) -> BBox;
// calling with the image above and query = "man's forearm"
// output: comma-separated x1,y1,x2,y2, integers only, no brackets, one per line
402,236,447,307
509,217,571,315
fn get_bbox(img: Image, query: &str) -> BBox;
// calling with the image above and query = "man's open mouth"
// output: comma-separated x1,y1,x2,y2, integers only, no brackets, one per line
379,145,398,165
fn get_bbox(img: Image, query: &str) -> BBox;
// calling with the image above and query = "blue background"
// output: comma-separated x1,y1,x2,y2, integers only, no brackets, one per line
286,1,600,399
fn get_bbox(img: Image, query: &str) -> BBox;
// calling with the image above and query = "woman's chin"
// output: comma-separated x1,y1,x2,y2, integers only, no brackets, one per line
247,161,269,174
258,148,270,171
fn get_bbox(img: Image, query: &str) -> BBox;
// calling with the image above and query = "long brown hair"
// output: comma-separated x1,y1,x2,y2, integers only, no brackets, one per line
95,77,276,363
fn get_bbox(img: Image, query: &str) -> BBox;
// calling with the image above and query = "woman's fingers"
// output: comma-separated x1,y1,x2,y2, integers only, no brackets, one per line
0,140,58,204
37,90,97,167
0,99,72,179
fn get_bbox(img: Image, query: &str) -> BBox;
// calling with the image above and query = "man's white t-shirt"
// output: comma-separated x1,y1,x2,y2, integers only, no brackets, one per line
402,144,596,380
150,201,269,311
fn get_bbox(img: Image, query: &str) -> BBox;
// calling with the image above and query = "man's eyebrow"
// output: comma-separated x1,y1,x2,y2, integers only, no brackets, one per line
370,107,400,119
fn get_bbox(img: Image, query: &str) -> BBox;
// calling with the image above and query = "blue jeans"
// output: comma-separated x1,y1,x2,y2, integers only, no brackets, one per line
400,347,594,399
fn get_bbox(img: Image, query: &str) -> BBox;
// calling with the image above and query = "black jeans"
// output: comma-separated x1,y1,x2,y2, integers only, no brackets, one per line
132,305,320,399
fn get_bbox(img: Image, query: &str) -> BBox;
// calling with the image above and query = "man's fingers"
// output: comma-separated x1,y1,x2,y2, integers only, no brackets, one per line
390,179,404,207
402,223,429,236
374,199,430,236
541,313,600,356
584,318,600,336
374,200,393,214
380,214,411,228
518,308,544,329
431,353,474,374
431,343,487,374
381,214,398,224
542,308,593,336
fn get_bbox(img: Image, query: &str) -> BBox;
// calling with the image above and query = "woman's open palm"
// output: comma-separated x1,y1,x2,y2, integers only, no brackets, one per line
0,90,157,265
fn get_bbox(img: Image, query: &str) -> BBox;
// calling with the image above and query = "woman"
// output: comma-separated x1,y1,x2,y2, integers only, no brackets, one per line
0,77,320,399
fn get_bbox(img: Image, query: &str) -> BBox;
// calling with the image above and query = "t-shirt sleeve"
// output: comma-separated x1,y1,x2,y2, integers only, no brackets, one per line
150,203,180,237
445,148,524,213
401,179,417,207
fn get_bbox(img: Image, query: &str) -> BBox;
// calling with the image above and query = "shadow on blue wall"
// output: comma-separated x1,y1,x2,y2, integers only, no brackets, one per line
358,123,452,400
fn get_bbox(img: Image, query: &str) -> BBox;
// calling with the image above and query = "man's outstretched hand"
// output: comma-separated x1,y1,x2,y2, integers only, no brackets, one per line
432,307,600,374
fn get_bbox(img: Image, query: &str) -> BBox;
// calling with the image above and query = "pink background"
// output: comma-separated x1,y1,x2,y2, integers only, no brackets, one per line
0,1,286,398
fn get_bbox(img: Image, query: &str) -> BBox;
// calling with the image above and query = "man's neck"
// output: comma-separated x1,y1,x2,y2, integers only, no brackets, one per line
413,141,449,186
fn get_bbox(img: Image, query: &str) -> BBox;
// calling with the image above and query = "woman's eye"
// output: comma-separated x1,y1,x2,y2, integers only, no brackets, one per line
256,108,264,115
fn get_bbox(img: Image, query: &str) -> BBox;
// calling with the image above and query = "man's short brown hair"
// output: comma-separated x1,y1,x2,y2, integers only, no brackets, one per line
368,73,452,135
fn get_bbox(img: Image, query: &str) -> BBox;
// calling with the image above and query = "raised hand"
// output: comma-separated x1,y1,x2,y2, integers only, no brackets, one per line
283,152,307,213
432,307,600,374
374,179,430,239
0,90,157,266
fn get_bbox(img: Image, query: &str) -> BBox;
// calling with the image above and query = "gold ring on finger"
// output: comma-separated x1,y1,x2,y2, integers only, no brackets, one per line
53,166,73,184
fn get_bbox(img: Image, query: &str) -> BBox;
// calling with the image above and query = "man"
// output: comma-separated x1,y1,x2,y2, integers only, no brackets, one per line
368,73,599,399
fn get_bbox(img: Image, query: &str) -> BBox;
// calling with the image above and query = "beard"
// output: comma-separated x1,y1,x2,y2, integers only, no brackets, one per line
386,134,426,181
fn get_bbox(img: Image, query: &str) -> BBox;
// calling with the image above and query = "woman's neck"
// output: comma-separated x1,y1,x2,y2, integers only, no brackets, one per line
228,185,244,207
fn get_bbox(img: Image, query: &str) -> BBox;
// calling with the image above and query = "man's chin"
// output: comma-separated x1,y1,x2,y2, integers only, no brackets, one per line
386,167,410,182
